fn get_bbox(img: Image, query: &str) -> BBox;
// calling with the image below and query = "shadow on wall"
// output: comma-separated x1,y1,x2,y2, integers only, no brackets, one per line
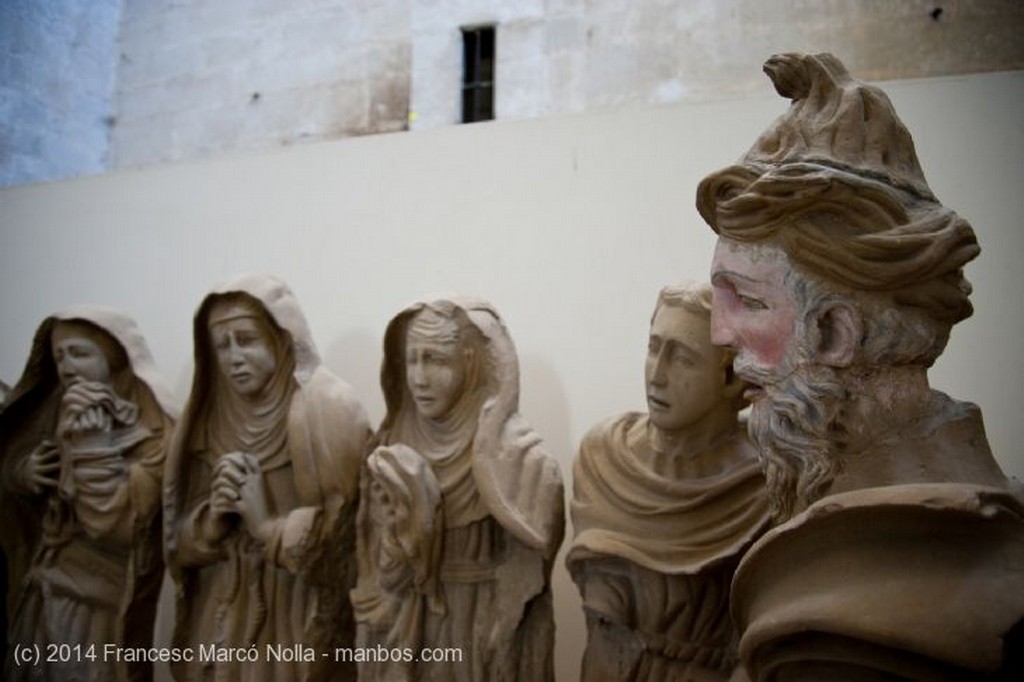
322,329,387,428
519,351,575,484
518,351,585,682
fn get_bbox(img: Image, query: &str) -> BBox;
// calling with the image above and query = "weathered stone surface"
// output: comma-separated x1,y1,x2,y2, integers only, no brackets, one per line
0,0,121,186
6,1,1024,184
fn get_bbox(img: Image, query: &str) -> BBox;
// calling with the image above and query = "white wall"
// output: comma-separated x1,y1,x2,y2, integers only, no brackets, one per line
1,71,1022,681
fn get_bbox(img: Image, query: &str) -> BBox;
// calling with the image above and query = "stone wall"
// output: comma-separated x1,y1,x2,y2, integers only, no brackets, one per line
108,0,1024,167
0,0,122,186
3,0,1022,185
111,0,410,169
408,0,1024,127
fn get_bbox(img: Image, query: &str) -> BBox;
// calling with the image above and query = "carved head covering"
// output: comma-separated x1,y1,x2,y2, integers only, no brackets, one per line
164,273,349,562
172,274,320,463
378,296,563,553
697,52,979,327
380,297,517,433
2,307,176,422
190,273,320,383
379,297,519,527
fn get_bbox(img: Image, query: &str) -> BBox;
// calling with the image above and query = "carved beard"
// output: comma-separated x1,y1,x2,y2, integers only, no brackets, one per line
737,350,846,523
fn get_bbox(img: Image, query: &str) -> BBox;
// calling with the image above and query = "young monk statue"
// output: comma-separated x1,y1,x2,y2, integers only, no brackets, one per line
568,283,769,681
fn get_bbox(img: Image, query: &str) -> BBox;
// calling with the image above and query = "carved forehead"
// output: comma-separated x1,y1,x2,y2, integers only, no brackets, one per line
50,319,126,369
207,295,268,327
710,238,794,287
649,304,715,356
715,238,787,263
204,294,288,365
406,307,462,345
51,319,120,353
52,319,104,342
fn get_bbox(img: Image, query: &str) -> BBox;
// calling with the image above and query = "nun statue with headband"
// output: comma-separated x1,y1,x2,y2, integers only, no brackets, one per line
164,274,372,682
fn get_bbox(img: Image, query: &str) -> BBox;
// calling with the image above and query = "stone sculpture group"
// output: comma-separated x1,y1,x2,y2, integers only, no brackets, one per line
0,53,1020,682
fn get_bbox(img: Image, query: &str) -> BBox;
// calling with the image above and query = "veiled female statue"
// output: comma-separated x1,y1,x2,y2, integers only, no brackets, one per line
352,297,564,682
164,274,371,682
1,308,175,681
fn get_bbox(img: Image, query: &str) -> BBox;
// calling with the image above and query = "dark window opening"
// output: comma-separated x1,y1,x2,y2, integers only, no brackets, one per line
461,25,495,123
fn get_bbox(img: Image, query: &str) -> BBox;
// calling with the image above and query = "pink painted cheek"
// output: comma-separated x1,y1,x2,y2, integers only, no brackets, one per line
744,310,796,368
743,333,785,367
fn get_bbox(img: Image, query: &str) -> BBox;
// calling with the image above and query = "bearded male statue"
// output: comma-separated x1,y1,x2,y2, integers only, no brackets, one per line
698,52,1024,681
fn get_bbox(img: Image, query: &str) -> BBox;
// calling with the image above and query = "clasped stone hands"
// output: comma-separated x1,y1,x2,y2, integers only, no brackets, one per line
60,380,117,436
209,452,271,543
23,439,60,494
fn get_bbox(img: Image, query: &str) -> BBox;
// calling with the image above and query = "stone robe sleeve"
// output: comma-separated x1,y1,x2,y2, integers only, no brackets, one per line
172,368,370,576
174,468,228,567
272,366,371,581
472,410,565,558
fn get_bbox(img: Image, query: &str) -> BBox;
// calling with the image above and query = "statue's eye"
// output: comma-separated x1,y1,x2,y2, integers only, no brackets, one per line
672,347,695,365
739,295,767,311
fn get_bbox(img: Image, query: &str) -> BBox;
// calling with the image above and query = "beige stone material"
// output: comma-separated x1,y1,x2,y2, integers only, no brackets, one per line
163,274,372,682
699,52,1024,680
352,296,564,681
0,308,176,681
567,283,770,681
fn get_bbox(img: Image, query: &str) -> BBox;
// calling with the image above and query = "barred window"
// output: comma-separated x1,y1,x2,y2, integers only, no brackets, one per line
461,25,495,123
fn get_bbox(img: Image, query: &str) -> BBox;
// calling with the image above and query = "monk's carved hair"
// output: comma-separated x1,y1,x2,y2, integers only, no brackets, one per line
653,282,739,375
654,282,713,321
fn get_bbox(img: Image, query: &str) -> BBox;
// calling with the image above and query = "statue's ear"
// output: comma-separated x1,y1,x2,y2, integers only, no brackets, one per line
814,302,861,368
